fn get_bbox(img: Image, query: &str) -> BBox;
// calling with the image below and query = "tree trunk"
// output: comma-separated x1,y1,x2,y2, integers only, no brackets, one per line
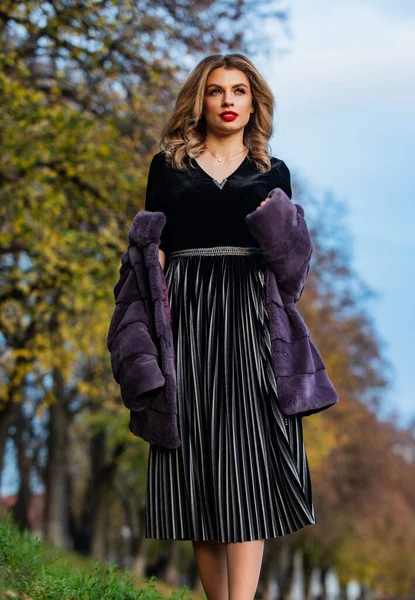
90,489,108,561
131,506,148,579
319,566,330,600
146,540,180,586
0,401,20,481
164,539,180,586
257,540,278,599
90,441,124,561
70,429,123,560
358,583,376,600
132,535,148,580
277,544,295,600
10,409,31,532
339,582,348,600
187,557,205,596
303,553,314,600
44,368,70,550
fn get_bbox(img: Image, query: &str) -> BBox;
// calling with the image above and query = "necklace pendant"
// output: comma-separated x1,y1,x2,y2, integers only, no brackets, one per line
218,158,222,162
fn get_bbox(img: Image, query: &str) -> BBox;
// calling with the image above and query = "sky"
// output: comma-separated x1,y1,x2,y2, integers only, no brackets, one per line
255,0,415,427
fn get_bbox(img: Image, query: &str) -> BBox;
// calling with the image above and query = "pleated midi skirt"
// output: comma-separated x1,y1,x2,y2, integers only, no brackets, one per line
145,246,316,542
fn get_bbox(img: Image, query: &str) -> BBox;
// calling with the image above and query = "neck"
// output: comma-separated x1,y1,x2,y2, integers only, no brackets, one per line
203,133,246,159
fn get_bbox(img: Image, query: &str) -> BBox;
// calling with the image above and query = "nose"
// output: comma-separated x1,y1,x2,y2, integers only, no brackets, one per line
222,92,234,106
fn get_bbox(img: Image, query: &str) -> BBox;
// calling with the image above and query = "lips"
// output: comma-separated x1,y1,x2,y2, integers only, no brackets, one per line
220,111,238,121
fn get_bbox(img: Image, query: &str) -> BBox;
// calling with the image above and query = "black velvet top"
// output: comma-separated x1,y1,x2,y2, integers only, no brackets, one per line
144,150,292,256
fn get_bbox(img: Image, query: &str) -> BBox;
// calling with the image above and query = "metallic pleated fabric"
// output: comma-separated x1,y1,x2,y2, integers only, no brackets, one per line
145,246,316,542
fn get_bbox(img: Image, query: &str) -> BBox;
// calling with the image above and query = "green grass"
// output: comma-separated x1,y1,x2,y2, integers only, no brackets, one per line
0,514,194,600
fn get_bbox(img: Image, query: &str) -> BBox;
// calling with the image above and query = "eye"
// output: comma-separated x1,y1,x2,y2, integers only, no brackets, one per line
208,87,247,95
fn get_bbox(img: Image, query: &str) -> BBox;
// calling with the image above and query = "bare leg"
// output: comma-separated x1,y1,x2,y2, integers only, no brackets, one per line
192,539,229,600
226,539,265,600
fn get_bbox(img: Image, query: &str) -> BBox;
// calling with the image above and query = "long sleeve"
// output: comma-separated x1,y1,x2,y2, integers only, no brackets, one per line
145,153,168,254
275,159,292,199
106,250,166,411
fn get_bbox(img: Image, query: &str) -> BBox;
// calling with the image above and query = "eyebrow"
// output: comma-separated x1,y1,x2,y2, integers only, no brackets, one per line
206,83,249,89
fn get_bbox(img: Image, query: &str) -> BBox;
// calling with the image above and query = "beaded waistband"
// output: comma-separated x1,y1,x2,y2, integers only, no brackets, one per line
169,246,263,258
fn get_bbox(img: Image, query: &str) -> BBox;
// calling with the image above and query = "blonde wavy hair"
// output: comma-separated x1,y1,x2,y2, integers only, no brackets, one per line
159,53,275,173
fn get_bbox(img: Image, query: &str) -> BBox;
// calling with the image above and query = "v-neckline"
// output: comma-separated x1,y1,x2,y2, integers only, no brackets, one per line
193,153,249,189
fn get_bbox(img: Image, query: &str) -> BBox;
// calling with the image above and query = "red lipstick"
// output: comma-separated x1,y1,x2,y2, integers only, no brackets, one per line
220,111,238,121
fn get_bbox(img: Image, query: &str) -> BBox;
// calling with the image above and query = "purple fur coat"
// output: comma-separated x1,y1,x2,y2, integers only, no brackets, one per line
107,187,339,449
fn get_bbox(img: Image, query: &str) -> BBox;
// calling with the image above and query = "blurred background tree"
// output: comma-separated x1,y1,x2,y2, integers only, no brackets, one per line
1,2,415,598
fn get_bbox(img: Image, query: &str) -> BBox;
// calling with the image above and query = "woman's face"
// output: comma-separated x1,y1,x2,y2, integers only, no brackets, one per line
202,67,254,135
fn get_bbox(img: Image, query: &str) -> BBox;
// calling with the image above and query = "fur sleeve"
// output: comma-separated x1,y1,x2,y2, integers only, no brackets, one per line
107,251,165,412
245,188,313,303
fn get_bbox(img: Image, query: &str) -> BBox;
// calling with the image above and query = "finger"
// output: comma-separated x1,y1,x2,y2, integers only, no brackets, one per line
257,197,272,210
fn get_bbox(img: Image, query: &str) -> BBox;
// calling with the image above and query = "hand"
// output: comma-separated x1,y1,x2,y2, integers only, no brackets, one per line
256,196,272,210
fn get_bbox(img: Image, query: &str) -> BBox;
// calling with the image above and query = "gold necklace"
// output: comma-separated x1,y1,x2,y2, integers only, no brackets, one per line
206,145,248,163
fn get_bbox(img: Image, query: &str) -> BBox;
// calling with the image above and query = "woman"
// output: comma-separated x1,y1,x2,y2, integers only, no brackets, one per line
144,53,315,600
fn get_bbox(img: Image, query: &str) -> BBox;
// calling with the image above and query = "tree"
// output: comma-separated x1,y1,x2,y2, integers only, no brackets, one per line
0,0,291,564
